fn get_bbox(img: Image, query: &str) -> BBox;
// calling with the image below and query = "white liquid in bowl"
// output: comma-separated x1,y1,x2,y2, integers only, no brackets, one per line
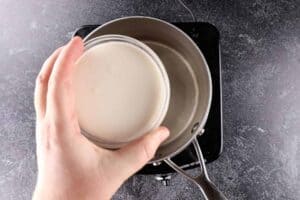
73,40,169,146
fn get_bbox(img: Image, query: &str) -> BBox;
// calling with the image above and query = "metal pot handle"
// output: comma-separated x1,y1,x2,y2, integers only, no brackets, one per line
164,138,227,200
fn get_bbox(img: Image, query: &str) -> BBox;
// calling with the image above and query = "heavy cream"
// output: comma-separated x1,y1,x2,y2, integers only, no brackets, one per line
73,40,169,145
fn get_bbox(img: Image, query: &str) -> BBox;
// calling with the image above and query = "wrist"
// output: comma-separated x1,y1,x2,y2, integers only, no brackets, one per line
33,183,112,200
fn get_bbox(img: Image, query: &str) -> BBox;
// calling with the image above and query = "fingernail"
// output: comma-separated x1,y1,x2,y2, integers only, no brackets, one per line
67,37,83,50
72,36,82,43
68,36,78,45
157,127,170,141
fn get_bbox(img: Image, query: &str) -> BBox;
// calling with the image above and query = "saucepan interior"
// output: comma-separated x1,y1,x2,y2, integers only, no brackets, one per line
84,16,212,162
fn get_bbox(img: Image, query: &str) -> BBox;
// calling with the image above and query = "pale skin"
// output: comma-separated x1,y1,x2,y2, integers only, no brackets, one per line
33,37,169,200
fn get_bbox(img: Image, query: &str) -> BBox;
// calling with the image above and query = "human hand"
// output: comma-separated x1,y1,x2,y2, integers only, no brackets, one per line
33,37,169,200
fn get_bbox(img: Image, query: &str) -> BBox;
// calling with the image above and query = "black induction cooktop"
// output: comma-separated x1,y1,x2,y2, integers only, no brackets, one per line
73,22,223,175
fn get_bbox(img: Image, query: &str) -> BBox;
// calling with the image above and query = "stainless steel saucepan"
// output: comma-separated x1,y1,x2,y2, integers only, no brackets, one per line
83,16,227,200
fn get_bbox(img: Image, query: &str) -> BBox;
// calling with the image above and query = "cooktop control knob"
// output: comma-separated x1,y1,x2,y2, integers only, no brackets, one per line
155,175,171,186
152,161,162,166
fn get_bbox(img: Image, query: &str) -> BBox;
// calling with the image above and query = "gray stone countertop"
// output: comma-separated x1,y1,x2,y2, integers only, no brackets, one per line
0,1,299,199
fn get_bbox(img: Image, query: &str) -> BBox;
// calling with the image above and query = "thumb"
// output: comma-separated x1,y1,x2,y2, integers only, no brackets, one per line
112,127,169,181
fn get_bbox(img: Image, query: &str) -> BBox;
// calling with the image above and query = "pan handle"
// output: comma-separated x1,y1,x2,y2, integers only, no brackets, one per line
165,138,227,200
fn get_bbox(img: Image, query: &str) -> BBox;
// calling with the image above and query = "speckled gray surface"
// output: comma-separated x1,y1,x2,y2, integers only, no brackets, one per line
0,1,299,200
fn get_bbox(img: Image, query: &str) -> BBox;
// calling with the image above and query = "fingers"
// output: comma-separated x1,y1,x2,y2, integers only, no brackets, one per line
112,127,169,181
34,47,63,119
47,36,84,116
